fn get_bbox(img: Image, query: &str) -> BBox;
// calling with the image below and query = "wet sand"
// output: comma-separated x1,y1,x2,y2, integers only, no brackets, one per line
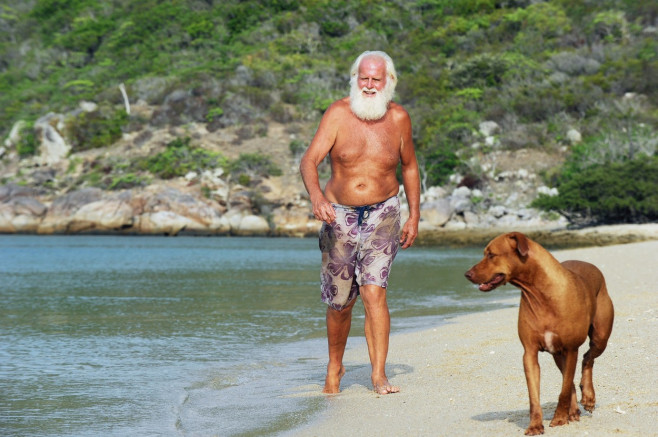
290,239,658,437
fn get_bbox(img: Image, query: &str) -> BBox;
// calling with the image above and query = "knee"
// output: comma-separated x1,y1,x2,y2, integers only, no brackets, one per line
360,285,388,309
328,301,355,322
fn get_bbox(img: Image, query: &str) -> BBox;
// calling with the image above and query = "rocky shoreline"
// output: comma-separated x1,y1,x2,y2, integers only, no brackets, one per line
2,114,656,249
2,179,656,248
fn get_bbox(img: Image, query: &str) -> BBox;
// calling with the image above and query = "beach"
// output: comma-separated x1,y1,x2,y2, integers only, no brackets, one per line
289,239,658,437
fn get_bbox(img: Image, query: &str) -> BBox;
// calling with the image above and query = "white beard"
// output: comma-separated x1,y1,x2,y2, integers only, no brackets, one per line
349,81,394,121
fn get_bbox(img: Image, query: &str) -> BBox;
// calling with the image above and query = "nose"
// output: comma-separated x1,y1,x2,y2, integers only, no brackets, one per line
464,270,473,280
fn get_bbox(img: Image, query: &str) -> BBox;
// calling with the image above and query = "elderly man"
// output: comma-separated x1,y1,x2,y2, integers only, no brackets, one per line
300,50,421,395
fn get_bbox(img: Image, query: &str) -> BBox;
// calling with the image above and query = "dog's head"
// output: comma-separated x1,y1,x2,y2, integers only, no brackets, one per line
464,232,530,292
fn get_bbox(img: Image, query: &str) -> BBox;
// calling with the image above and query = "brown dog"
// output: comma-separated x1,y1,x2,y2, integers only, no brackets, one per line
464,232,614,435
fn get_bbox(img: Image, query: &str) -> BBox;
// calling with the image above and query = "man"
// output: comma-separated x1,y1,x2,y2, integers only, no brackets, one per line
300,51,421,395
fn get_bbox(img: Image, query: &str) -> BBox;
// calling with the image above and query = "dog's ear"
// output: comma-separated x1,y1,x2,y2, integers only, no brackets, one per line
509,232,529,257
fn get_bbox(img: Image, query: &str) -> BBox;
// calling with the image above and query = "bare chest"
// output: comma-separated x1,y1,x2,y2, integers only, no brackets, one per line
331,121,401,167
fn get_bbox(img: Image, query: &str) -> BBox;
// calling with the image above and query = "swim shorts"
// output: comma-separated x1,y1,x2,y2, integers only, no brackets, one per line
319,195,401,311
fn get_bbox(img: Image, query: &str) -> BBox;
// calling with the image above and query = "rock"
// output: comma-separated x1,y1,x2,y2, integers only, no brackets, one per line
450,186,472,213
0,184,41,202
538,186,559,196
463,210,480,226
567,128,582,144
136,211,199,235
38,188,103,233
69,199,135,232
34,113,71,165
4,120,27,148
0,197,47,233
479,121,500,137
489,205,507,219
11,196,47,217
271,204,317,237
421,186,448,203
79,101,98,112
421,198,453,227
236,214,270,235
223,210,245,231
142,186,224,229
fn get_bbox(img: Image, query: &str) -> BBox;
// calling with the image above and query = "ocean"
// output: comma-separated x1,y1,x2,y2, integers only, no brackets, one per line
0,235,516,436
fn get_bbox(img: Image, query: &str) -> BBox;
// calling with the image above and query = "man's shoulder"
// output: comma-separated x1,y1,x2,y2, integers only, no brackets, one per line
323,97,353,120
326,97,351,113
388,101,411,122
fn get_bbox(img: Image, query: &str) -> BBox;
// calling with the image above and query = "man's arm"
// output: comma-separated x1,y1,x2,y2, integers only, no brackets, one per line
398,107,420,249
299,103,339,224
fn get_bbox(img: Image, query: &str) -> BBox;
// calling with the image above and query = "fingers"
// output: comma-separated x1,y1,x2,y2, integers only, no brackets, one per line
313,200,336,224
400,222,418,249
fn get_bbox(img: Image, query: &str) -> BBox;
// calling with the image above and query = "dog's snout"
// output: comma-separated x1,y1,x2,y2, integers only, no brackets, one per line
464,270,473,280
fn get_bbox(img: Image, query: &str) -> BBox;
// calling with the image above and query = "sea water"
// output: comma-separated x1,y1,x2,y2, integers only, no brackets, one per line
0,235,516,436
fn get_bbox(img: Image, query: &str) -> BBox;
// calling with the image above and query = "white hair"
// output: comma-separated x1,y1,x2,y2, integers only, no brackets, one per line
349,50,398,86
348,51,398,120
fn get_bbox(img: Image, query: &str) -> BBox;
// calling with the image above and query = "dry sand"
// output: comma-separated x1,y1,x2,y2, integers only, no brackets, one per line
290,240,658,437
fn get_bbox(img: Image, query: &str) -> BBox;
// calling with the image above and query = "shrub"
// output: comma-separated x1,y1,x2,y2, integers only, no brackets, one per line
532,157,658,225
66,108,128,152
139,137,228,179
228,153,282,180
289,139,306,155
450,53,508,89
107,173,150,190
16,122,39,157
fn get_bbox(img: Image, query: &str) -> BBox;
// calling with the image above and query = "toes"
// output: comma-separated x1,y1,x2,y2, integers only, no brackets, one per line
373,382,399,395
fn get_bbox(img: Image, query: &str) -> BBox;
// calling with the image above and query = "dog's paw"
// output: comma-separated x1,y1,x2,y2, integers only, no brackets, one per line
524,424,545,435
581,395,596,412
569,408,581,422
549,414,569,427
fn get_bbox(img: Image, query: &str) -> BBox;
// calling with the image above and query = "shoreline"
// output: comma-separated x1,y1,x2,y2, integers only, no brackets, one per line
287,240,658,437
2,223,658,249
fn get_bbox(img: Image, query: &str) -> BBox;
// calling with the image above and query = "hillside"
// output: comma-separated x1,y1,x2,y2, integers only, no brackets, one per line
1,1,657,239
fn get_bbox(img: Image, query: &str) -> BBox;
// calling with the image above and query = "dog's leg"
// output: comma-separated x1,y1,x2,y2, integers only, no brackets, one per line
550,349,579,427
580,285,614,412
552,353,581,421
523,349,544,435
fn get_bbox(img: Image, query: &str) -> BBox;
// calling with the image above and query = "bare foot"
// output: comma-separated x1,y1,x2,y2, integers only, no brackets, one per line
323,365,345,394
372,376,399,395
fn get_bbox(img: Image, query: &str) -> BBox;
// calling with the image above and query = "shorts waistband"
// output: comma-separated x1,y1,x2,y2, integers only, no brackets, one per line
330,195,399,212
331,196,399,226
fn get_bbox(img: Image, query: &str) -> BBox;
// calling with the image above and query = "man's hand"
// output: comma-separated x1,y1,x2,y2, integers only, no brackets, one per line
312,196,336,224
399,219,418,249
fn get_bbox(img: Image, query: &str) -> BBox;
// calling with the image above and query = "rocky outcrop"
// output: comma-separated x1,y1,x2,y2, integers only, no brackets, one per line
3,178,656,248
1,107,654,247
0,175,567,239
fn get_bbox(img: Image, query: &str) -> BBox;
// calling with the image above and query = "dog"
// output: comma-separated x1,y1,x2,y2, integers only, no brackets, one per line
464,232,614,435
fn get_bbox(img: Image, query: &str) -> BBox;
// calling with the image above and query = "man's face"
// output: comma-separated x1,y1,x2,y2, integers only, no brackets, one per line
349,56,394,121
356,58,387,96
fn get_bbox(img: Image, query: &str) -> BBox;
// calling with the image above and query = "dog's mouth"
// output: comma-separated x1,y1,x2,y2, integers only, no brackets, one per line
478,273,506,292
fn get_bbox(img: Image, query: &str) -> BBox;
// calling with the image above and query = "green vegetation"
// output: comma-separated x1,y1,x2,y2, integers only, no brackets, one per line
107,173,150,190
15,122,38,157
228,153,283,186
1,0,657,224
137,137,228,179
532,157,658,225
66,108,128,151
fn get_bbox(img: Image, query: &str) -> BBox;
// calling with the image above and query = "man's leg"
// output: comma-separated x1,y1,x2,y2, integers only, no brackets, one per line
360,284,399,394
323,298,356,393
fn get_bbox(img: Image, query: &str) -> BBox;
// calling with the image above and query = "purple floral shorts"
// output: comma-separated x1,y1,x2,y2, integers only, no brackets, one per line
319,195,401,311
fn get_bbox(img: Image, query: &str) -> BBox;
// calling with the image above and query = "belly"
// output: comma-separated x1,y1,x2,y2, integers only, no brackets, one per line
325,176,399,206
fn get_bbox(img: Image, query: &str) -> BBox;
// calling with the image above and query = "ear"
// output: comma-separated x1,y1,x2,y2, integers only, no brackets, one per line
508,232,529,257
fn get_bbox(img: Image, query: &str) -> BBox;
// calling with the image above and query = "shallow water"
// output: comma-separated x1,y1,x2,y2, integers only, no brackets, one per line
0,235,516,436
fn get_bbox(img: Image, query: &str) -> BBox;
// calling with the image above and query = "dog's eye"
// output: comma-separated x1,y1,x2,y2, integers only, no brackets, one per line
487,253,496,259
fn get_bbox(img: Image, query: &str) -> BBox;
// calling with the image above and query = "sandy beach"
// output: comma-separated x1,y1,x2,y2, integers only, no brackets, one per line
289,239,658,437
